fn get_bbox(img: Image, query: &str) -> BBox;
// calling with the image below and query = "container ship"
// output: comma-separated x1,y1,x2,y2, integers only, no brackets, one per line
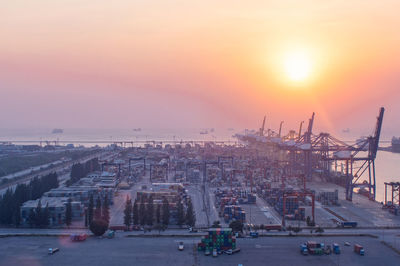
51,128,63,134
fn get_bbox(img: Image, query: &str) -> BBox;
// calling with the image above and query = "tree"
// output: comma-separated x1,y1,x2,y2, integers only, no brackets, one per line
123,196,132,229
65,198,72,227
14,206,21,227
88,194,94,226
293,227,302,234
154,223,166,235
162,197,170,226
92,158,100,171
139,197,146,226
156,204,161,224
102,194,110,225
0,172,59,227
259,224,265,233
146,196,154,226
68,163,85,186
94,197,102,221
133,200,139,225
35,200,42,227
176,199,185,227
229,220,243,232
42,203,50,227
185,199,195,227
212,220,221,228
315,227,324,234
28,208,36,228
90,219,108,236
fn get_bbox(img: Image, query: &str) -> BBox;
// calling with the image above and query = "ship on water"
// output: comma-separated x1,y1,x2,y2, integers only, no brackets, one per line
391,137,400,152
51,128,63,134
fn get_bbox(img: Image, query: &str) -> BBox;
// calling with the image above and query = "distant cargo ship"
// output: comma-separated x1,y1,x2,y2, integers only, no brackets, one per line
133,128,142,132
200,130,208,135
392,137,400,152
51,128,63,134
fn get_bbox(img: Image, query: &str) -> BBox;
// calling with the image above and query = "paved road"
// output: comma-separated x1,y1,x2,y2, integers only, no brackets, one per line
187,185,209,227
1,234,399,266
109,170,152,225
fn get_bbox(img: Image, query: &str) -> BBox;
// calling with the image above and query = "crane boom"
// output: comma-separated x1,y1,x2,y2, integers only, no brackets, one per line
259,116,266,136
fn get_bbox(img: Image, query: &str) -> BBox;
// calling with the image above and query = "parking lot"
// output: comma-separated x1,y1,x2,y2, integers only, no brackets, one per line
1,235,399,266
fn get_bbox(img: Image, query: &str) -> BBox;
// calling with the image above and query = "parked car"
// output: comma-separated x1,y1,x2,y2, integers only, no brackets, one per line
324,245,332,255
333,243,341,254
132,225,142,231
188,227,198,233
205,249,211,256
224,249,233,255
300,244,308,255
70,234,87,242
106,230,115,239
212,249,218,257
178,241,184,251
249,231,259,238
232,248,241,254
48,248,59,255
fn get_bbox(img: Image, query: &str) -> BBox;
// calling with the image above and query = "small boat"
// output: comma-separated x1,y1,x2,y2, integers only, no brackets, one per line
200,130,208,135
133,128,142,132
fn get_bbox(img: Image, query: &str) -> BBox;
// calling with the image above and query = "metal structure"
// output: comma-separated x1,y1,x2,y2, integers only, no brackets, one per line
278,121,284,137
384,182,400,206
149,164,168,182
345,107,385,201
128,157,146,174
101,162,122,177
280,108,384,201
259,115,266,136
217,156,234,168
298,121,304,139
203,160,218,183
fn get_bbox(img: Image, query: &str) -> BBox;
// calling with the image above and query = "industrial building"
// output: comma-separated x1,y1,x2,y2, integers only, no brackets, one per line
20,197,83,226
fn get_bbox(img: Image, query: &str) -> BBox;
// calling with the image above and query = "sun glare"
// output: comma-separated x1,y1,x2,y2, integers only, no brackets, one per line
283,50,313,82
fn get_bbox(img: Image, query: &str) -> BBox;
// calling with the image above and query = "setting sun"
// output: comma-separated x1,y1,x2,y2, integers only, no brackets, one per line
283,50,313,82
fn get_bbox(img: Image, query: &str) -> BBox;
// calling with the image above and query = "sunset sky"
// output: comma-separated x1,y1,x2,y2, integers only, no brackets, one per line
1,1,400,137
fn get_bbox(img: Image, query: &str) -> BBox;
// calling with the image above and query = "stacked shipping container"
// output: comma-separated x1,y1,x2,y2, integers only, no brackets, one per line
197,228,237,252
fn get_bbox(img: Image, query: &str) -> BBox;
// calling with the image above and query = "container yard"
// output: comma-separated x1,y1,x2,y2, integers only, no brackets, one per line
61,109,400,231
9,108,400,231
